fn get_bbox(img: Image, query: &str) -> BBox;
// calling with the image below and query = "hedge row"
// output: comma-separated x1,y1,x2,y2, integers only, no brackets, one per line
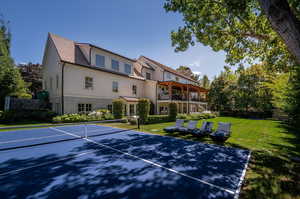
145,115,172,124
0,110,57,123
220,110,272,119
53,113,114,123
176,113,216,120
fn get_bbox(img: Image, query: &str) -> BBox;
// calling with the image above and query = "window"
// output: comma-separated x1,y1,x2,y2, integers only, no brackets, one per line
85,77,93,89
111,59,119,71
78,103,92,113
112,81,118,92
78,104,85,113
146,72,151,80
85,104,92,112
56,75,59,89
130,104,135,115
132,85,137,95
50,77,53,90
125,63,132,74
96,54,105,67
175,76,179,82
166,72,171,79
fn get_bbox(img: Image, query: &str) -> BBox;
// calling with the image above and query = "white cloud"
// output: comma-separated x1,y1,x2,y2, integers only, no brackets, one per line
188,60,201,68
193,71,202,75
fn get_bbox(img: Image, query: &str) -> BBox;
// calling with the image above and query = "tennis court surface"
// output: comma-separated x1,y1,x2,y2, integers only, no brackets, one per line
0,124,250,199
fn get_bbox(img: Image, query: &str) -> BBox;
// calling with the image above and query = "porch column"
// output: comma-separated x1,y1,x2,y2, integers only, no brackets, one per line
168,84,172,100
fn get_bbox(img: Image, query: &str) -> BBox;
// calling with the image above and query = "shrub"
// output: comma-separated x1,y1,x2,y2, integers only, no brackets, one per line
146,115,171,124
128,117,138,125
176,113,216,121
103,113,114,120
0,110,57,123
53,114,88,123
112,99,125,119
176,114,188,120
168,103,177,121
137,98,150,124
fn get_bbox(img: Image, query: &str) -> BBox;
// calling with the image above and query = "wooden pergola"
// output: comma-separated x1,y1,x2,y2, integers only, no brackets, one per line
158,81,208,97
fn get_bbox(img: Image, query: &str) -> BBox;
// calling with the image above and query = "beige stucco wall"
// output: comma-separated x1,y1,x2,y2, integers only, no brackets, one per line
42,37,62,113
63,63,146,113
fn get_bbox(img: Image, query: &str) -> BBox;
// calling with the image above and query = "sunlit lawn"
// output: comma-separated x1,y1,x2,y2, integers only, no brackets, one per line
103,117,300,199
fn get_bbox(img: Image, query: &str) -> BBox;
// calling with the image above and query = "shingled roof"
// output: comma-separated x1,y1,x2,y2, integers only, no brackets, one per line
48,33,143,80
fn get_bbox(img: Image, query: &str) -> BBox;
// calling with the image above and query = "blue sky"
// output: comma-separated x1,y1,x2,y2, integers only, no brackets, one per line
2,0,227,79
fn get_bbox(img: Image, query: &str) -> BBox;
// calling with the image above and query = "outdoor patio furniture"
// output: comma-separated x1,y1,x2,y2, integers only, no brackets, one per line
177,120,198,133
192,121,213,136
163,119,184,133
210,122,232,142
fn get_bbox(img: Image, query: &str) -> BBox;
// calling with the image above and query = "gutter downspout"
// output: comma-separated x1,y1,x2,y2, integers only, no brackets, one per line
61,62,66,115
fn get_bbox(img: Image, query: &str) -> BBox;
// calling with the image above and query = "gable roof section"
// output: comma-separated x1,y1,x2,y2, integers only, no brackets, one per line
48,33,143,80
140,56,198,83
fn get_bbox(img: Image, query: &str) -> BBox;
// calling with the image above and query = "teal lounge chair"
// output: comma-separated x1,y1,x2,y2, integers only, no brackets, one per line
163,119,184,133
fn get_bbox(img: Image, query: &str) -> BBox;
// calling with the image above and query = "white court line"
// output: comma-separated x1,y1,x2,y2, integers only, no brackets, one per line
0,133,154,176
234,152,251,199
53,127,236,195
0,134,68,145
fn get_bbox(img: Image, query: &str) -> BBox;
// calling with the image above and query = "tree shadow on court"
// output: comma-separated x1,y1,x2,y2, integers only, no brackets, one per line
0,137,234,199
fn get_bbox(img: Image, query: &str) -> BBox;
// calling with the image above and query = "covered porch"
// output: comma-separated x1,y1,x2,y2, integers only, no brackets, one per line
157,81,208,102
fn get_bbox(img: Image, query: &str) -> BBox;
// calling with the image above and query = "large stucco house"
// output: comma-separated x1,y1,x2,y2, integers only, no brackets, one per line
42,33,208,115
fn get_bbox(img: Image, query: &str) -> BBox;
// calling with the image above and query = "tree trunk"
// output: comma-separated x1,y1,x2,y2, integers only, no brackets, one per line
258,0,300,64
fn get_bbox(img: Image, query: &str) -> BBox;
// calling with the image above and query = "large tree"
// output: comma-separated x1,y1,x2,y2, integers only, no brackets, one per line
0,17,30,109
176,65,200,81
164,0,300,70
164,0,300,124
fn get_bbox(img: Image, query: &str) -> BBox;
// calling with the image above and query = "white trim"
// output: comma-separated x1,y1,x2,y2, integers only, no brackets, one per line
234,151,251,199
51,127,235,195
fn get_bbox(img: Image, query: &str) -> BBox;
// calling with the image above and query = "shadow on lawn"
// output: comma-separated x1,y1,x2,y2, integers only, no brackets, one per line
240,122,300,199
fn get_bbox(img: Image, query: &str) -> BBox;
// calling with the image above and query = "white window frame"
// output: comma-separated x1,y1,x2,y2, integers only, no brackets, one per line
111,59,119,71
85,76,93,90
96,54,105,67
112,81,118,92
132,85,137,95
124,63,132,74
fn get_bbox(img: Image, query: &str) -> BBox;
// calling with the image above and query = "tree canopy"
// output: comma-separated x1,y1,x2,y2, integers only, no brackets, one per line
0,17,30,109
164,0,300,71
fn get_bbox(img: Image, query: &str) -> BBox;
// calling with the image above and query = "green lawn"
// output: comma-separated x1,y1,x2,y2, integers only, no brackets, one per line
103,117,300,199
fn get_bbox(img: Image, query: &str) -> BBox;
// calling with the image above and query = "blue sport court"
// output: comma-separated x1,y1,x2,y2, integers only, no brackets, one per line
0,124,251,199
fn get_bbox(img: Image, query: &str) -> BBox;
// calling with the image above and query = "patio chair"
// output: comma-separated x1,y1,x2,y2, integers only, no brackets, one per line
177,120,198,133
163,119,184,133
192,121,213,137
210,122,232,142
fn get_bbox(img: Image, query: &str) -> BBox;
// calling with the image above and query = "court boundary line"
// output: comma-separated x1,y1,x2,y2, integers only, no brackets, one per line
49,127,236,195
0,136,155,177
0,126,137,152
234,151,251,199
0,134,68,145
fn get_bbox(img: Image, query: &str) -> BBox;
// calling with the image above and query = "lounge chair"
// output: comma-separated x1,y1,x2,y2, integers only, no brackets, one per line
177,120,198,133
192,121,213,136
210,122,232,142
163,119,184,133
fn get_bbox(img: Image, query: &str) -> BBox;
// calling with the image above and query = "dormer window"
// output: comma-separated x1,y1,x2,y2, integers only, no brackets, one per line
112,59,119,71
96,54,105,67
125,63,132,74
